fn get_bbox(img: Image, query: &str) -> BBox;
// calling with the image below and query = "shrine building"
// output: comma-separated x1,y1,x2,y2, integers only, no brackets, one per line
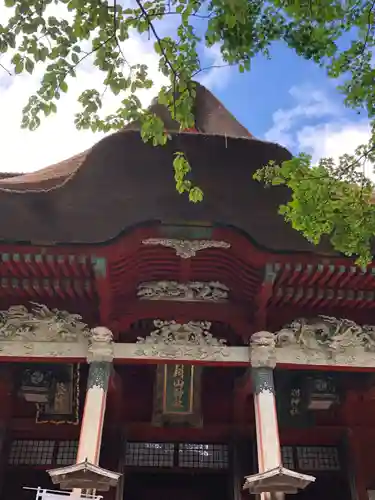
0,82,374,500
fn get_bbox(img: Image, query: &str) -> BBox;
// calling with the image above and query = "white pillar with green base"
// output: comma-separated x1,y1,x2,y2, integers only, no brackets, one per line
48,327,121,494
243,331,315,499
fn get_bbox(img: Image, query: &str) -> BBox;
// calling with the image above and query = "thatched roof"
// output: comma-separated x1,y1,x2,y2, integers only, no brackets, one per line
0,82,336,254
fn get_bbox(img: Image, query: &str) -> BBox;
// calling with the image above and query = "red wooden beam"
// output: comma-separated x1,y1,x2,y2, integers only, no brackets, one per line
92,256,114,328
253,263,277,331
111,422,254,441
112,299,250,339
280,426,345,445
10,418,80,439
233,369,252,424
107,368,125,423
3,225,375,327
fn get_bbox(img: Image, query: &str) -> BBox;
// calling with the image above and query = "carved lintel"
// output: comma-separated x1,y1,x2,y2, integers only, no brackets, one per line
137,281,229,302
135,320,229,361
87,327,114,363
250,331,276,369
0,303,89,343
141,238,231,258
275,315,375,355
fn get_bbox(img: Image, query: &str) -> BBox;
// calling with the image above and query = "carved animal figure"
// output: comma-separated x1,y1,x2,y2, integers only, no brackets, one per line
250,331,276,348
0,303,89,342
250,331,276,367
90,326,113,343
137,281,228,302
135,320,228,360
276,315,373,352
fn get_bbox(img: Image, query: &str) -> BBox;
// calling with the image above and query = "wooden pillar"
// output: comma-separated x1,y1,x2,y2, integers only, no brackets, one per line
252,367,282,473
76,361,112,465
0,367,14,496
345,429,368,500
74,327,114,496
77,327,114,465
250,331,283,500
246,333,314,498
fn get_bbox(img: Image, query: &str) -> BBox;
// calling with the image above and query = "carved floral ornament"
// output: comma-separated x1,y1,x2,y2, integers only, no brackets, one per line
0,303,90,343
141,238,231,258
0,303,113,360
250,315,375,366
275,315,375,352
135,320,229,360
137,281,229,302
2,302,373,368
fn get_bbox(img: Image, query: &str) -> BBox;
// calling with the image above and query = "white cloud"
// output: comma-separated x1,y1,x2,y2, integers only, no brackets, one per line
0,32,166,173
297,121,371,163
265,85,339,148
0,3,229,174
264,84,372,172
199,44,232,90
0,41,168,174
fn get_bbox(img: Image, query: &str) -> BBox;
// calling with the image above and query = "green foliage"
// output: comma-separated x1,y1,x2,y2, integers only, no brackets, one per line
0,0,375,262
254,135,375,266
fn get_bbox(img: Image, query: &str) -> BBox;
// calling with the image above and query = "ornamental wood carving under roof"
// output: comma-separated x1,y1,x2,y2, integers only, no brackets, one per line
0,303,112,359
276,315,375,353
135,320,229,360
137,281,229,302
2,304,375,369
141,238,231,258
0,303,89,342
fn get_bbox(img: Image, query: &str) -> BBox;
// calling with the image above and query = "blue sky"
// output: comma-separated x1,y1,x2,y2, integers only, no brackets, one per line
201,41,370,161
0,1,371,174
217,43,329,139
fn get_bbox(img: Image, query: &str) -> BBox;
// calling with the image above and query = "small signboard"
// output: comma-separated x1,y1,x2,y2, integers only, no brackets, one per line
153,364,202,427
163,364,194,414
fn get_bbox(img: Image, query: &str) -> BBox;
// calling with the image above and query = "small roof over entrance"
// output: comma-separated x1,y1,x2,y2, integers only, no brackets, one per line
243,466,315,494
47,460,121,491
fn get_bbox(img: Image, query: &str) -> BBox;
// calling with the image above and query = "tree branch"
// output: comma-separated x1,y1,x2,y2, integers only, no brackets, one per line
0,61,11,76
192,63,232,77
113,0,132,70
134,0,178,78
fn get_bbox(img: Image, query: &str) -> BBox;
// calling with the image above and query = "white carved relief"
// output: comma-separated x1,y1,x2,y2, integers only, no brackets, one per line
87,326,114,363
135,320,229,360
0,341,76,357
137,281,229,302
249,316,375,368
141,238,231,258
276,315,375,354
250,331,276,368
2,305,375,369
45,348,73,357
0,303,89,342
0,341,86,359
